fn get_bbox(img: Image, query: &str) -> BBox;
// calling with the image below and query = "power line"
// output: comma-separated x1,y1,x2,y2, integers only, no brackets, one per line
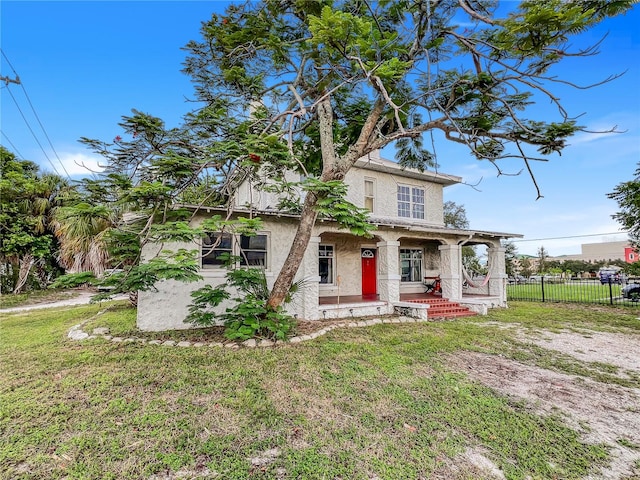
3,85,62,177
1,131,26,160
512,232,629,243
1,48,71,178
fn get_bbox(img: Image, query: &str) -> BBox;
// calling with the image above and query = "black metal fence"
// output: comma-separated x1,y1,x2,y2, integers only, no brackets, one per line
507,277,640,307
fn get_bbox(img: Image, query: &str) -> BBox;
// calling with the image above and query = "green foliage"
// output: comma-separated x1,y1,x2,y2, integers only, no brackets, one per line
0,146,68,293
186,267,296,341
49,271,98,289
443,201,470,229
304,178,376,237
503,241,519,277
608,162,640,248
96,249,201,298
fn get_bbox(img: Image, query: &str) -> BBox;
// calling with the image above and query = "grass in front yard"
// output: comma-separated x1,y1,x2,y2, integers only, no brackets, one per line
0,302,622,479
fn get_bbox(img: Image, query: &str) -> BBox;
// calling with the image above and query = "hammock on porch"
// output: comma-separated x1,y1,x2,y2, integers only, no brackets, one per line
462,267,491,288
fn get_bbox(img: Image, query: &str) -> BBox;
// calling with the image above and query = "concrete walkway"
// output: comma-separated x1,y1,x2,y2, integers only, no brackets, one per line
0,291,128,314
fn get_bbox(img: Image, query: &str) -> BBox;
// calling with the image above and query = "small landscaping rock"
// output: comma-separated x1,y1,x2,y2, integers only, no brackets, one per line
148,340,162,345
68,328,89,341
243,339,257,348
176,341,192,347
92,327,110,335
111,337,124,343
193,342,205,347
259,339,274,347
162,340,176,347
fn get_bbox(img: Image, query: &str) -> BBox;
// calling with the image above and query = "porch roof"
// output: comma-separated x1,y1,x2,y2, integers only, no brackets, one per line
178,205,521,241
362,216,522,241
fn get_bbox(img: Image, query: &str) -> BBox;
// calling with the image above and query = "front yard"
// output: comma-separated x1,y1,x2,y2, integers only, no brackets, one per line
1,301,639,479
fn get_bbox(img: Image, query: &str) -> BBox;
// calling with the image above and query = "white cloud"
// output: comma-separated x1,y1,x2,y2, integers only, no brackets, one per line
57,152,105,177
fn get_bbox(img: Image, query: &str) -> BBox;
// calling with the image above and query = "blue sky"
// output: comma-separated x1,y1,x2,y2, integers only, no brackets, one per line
2,1,639,257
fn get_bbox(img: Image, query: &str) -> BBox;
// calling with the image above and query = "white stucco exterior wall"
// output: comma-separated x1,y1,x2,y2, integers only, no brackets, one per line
343,166,445,226
137,151,517,331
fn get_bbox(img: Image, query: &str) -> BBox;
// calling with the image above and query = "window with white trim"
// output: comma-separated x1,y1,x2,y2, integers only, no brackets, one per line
364,178,375,213
400,249,423,282
319,244,334,284
202,233,268,268
239,234,268,266
202,232,233,267
397,185,425,219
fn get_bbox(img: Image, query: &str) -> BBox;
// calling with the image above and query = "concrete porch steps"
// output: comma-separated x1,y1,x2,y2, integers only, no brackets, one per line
405,297,477,319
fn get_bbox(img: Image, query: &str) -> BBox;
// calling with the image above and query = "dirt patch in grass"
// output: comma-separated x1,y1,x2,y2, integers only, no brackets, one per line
516,328,640,377
447,347,640,479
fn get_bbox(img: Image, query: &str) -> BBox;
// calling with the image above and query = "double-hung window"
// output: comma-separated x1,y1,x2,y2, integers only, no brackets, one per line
202,232,268,268
239,235,267,266
364,179,375,213
319,244,334,284
202,232,233,267
400,249,423,282
397,185,425,219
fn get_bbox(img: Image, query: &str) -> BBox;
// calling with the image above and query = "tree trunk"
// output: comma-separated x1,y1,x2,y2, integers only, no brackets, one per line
266,191,318,309
13,254,34,294
128,290,138,307
265,96,384,310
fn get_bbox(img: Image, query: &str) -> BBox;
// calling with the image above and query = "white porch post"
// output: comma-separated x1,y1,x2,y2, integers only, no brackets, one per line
376,240,401,304
487,246,507,306
438,244,462,301
299,236,321,320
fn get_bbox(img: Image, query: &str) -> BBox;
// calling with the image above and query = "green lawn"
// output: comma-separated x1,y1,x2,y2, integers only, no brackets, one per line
507,281,629,304
1,301,638,479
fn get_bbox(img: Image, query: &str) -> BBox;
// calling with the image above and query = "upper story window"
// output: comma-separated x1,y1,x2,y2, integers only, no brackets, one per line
398,185,425,219
364,178,375,213
202,232,268,269
319,244,334,284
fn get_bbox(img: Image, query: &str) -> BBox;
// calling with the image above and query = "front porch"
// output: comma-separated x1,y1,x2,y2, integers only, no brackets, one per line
316,292,500,319
295,232,509,321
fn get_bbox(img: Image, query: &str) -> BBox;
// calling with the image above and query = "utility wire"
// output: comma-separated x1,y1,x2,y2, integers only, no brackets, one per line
3,86,62,177
1,131,26,160
512,232,629,243
1,48,71,178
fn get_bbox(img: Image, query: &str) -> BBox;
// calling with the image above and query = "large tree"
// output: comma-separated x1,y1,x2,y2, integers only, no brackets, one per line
0,147,68,293
608,162,640,248
82,0,633,314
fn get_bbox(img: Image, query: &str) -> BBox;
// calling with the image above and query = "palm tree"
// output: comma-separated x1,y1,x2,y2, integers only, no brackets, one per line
51,202,113,276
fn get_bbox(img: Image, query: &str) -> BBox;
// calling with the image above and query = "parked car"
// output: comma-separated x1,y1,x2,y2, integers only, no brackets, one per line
622,283,640,301
599,270,623,285
528,274,562,283
508,275,526,284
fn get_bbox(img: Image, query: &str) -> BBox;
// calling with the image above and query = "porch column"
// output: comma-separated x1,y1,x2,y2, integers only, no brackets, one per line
438,244,462,301
487,246,507,306
299,236,321,320
376,240,401,303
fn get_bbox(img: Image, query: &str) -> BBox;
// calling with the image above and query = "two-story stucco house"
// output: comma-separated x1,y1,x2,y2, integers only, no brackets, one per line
137,151,520,331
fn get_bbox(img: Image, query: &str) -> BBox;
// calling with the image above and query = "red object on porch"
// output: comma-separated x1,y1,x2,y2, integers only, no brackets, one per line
423,276,441,294
361,249,377,296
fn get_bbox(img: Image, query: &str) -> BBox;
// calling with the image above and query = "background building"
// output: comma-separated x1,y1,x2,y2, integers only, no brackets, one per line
555,241,637,263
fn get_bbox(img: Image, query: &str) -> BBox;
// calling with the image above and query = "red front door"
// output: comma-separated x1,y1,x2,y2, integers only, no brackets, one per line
361,249,377,296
